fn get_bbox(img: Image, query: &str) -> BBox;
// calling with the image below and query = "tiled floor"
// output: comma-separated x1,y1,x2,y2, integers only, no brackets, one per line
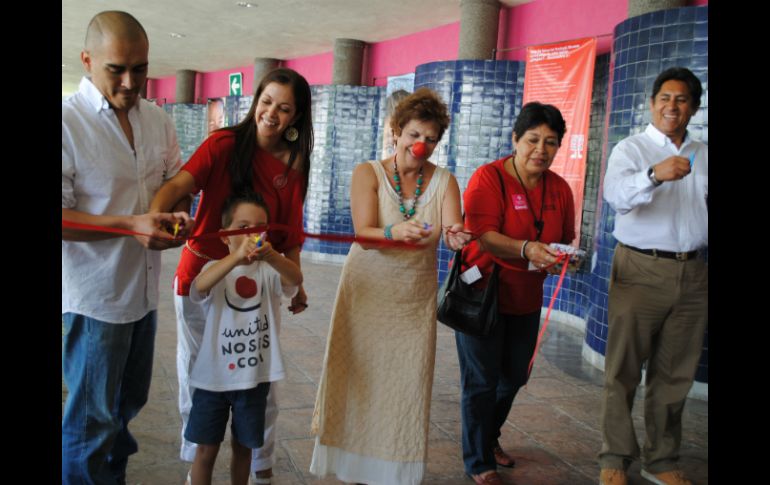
63,246,708,484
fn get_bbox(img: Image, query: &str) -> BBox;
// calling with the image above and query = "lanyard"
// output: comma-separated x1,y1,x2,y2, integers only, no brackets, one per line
511,157,546,241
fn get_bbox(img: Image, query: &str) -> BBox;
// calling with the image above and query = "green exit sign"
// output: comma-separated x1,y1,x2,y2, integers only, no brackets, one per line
229,73,243,96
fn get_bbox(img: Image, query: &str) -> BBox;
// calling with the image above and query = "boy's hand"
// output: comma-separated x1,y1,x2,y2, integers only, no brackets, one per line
234,233,258,263
247,239,276,263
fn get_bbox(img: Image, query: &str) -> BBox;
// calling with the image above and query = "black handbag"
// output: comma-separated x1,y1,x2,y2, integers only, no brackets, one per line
437,248,500,337
436,166,506,337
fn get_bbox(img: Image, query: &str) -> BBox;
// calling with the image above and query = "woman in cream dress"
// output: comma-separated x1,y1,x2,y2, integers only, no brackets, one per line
310,88,471,484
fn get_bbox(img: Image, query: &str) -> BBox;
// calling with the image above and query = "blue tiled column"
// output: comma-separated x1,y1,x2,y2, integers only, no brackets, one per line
223,94,253,126
162,103,207,163
303,85,385,263
582,5,708,397
414,60,525,283
163,103,208,216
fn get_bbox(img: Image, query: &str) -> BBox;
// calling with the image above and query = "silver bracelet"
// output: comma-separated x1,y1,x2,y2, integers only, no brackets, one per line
521,240,529,261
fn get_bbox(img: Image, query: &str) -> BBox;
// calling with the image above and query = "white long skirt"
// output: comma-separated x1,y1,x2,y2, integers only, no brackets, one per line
309,437,425,485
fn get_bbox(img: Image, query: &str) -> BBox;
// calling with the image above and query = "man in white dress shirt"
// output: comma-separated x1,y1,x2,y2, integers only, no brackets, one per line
598,67,707,485
62,10,191,485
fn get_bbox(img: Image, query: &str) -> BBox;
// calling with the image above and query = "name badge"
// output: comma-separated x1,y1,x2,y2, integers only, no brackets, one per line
513,194,528,210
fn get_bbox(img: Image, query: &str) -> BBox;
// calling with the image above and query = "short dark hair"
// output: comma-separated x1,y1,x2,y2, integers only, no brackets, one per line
513,102,567,145
85,11,148,50
221,190,270,228
651,67,702,110
390,87,450,141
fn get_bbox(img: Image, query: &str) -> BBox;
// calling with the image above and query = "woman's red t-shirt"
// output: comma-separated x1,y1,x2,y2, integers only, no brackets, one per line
175,130,306,295
461,157,575,315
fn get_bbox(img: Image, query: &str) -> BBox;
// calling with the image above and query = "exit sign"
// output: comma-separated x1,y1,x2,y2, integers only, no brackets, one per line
229,73,243,96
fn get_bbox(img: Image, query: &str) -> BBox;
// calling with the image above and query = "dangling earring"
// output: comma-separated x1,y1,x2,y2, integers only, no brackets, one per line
284,126,299,142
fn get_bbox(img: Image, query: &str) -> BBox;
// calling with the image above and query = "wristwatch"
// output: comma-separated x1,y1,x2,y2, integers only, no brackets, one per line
647,167,662,186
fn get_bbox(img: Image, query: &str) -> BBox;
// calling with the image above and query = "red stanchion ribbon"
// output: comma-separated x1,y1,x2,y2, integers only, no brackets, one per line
527,253,570,377
66,218,573,373
61,219,424,249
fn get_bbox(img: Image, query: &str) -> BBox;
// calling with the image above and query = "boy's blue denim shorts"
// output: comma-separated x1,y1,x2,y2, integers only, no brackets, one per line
184,382,270,448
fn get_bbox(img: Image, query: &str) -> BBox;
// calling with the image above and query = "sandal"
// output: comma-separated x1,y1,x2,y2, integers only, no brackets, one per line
492,442,515,468
468,471,504,484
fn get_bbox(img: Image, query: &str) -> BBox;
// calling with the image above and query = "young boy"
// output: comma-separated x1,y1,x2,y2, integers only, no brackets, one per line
185,191,303,485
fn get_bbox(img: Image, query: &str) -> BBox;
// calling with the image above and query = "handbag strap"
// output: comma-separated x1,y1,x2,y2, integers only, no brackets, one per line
458,162,508,269
493,163,506,209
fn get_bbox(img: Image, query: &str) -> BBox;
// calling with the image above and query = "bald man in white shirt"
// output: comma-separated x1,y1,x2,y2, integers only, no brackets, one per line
598,67,707,485
62,10,192,485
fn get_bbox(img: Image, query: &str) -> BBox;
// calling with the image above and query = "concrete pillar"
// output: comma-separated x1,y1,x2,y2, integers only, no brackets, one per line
628,0,686,18
175,69,196,104
332,38,365,85
253,58,280,92
457,0,501,60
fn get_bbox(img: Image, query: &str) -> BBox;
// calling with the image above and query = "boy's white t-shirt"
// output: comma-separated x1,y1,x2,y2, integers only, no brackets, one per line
189,260,298,392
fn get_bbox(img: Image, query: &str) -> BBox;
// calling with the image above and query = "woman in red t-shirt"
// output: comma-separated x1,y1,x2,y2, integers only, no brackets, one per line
457,102,576,485
149,68,313,484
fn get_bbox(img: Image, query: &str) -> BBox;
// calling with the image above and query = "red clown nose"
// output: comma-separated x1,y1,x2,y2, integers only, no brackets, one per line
412,141,427,159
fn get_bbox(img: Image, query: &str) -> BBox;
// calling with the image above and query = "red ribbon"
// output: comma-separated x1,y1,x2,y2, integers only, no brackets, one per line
483,251,571,374
65,217,573,373
61,219,424,250
528,253,571,377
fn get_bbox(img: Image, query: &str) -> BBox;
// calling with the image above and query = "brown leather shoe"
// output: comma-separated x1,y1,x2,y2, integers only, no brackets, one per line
640,469,692,485
599,468,628,485
468,470,504,484
492,442,515,468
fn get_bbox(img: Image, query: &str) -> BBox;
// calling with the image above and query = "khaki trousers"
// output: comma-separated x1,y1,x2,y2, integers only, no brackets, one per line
599,244,707,473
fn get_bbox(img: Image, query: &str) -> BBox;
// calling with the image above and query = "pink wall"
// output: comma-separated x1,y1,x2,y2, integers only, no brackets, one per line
195,67,255,102
152,0,707,103
283,52,335,86
497,0,626,60
497,0,706,60
366,23,460,86
146,77,175,104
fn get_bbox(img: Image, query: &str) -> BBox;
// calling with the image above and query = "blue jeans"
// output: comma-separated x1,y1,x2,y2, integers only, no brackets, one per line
455,311,540,475
62,311,157,485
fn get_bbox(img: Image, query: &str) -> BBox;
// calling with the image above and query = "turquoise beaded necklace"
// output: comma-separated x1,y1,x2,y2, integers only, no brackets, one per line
392,154,424,220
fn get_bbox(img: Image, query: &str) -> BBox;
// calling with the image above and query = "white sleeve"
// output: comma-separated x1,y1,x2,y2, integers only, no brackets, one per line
162,112,183,179
62,119,76,209
189,262,215,305
602,140,657,215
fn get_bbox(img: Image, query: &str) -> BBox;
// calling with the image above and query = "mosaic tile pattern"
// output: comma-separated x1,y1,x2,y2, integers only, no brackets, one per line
302,85,385,258
223,94,253,126
583,5,708,383
163,103,207,216
162,103,207,163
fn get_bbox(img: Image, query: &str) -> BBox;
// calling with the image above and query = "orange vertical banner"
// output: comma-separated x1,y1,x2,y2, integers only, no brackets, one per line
523,37,597,245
